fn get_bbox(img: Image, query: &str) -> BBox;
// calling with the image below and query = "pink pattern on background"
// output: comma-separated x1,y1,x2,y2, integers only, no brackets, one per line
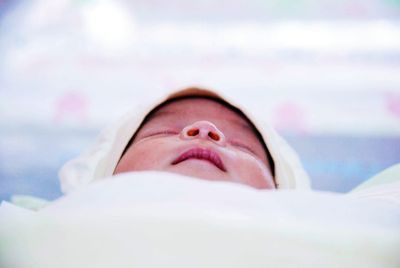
272,102,309,134
385,92,400,119
343,2,368,17
54,91,88,123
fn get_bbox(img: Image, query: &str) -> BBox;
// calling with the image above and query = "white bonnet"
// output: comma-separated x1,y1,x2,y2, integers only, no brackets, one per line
59,87,311,193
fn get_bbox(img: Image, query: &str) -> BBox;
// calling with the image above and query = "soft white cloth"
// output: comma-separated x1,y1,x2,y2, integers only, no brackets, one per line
0,172,399,268
59,87,311,193
1,87,399,267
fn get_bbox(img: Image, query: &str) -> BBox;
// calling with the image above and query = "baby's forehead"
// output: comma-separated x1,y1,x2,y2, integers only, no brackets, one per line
146,97,249,125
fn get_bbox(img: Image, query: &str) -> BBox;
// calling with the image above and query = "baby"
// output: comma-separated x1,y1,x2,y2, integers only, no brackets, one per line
1,87,399,268
114,95,276,189
59,87,310,193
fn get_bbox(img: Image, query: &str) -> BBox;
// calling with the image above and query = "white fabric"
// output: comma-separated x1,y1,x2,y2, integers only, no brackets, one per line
59,87,311,193
347,164,400,205
3,87,399,267
1,172,399,268
351,163,400,193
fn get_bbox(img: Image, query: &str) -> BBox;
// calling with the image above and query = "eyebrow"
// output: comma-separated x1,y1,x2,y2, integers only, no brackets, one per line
235,120,256,135
147,109,176,121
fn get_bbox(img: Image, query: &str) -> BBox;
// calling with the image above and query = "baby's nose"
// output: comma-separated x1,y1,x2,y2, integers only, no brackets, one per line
180,121,226,146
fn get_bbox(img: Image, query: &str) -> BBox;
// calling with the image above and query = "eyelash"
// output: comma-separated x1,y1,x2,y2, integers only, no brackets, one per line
145,130,179,138
230,141,257,155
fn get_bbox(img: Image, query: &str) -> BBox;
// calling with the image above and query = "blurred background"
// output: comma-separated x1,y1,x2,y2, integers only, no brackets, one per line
0,0,399,201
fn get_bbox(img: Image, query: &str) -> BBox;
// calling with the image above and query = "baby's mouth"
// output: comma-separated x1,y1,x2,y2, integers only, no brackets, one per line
171,147,226,172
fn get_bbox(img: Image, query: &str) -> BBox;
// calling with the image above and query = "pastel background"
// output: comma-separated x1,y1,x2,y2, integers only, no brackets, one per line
0,0,399,201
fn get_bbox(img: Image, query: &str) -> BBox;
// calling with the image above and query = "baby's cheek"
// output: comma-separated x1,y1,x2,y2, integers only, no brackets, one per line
116,140,171,172
228,151,274,189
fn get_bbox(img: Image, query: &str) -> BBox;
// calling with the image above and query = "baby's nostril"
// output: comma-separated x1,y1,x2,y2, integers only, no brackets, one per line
187,129,199,136
208,132,220,141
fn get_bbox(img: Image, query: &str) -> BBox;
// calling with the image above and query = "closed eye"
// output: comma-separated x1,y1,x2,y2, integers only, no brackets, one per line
142,130,179,138
230,141,257,156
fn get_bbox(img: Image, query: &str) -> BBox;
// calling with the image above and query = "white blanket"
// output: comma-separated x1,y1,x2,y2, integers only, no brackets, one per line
1,171,399,268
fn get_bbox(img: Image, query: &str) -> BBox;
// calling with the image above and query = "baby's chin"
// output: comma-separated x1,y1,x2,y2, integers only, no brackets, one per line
166,158,231,182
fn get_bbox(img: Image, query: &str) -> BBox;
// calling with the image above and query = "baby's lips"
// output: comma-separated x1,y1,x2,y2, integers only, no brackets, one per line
171,147,226,172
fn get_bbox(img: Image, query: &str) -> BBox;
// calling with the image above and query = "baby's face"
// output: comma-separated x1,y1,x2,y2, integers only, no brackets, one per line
114,98,275,189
